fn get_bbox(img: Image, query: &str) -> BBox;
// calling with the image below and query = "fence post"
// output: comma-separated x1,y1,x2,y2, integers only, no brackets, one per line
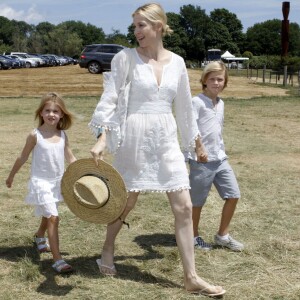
263,65,266,83
283,65,288,86
298,70,300,95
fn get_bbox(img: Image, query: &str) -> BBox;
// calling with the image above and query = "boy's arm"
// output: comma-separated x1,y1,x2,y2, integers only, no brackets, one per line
6,131,36,188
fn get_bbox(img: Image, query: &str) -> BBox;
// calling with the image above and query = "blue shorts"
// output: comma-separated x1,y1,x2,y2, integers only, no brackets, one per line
189,159,240,207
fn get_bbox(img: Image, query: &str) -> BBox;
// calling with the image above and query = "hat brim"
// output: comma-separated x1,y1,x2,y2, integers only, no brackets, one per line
61,158,127,224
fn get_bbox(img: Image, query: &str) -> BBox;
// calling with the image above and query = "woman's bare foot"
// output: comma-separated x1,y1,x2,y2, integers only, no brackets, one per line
185,275,226,296
97,246,116,276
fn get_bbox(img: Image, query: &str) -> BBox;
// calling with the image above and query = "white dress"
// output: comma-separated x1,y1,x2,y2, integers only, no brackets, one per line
25,129,65,205
89,48,199,192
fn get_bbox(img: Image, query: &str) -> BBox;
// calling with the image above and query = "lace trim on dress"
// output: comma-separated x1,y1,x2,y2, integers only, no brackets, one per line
127,186,191,193
88,122,122,154
182,132,199,152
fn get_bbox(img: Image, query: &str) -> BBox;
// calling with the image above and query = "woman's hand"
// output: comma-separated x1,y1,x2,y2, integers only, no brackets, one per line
90,132,107,166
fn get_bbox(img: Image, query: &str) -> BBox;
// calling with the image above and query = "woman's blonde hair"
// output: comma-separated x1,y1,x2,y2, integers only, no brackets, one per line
132,3,173,37
200,61,228,90
35,92,74,130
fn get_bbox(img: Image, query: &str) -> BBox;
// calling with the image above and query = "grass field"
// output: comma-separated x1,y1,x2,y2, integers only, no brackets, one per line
0,66,300,299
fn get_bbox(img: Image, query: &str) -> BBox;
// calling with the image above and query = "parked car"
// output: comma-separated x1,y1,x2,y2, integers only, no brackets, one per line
6,54,38,68
2,55,23,68
5,52,44,67
79,44,125,74
0,55,13,70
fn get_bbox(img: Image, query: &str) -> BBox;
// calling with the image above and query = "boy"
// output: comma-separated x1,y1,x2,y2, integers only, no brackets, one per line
189,61,244,251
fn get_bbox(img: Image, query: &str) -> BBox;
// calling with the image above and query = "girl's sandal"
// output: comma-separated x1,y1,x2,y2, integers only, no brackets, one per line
34,235,51,253
52,259,73,274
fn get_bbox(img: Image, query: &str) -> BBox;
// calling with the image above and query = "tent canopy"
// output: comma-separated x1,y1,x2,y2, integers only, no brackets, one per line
221,51,235,58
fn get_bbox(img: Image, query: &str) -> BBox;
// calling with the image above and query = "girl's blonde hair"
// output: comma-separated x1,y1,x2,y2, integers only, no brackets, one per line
132,3,173,37
200,61,228,90
35,92,74,130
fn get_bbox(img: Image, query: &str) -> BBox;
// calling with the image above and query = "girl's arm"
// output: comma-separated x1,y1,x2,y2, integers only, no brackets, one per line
6,131,36,188
64,134,76,164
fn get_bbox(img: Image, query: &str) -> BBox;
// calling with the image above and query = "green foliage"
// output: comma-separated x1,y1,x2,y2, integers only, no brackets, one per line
245,19,300,56
242,51,253,59
248,55,300,71
0,6,300,60
105,29,131,47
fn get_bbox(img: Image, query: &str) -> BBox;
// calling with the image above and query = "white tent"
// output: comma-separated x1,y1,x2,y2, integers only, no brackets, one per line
221,51,235,58
221,51,249,69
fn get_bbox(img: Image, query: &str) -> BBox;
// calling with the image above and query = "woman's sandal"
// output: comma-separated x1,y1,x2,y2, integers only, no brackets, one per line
187,285,226,297
96,258,117,276
52,259,73,274
34,235,51,253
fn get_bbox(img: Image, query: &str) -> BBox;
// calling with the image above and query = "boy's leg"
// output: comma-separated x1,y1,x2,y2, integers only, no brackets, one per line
189,159,215,250
192,206,203,237
214,160,243,250
217,198,238,236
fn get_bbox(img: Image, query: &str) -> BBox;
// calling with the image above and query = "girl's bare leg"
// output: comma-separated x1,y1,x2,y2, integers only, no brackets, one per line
99,192,139,275
47,215,62,261
36,217,48,237
167,190,225,295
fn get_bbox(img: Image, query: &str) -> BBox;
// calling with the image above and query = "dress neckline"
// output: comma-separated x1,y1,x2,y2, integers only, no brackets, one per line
133,48,173,88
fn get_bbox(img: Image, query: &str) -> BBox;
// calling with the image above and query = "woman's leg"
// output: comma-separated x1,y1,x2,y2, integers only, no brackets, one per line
167,190,225,295
99,192,139,275
47,215,62,261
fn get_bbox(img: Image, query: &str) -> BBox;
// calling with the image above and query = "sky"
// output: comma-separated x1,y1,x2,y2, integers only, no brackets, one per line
0,0,299,34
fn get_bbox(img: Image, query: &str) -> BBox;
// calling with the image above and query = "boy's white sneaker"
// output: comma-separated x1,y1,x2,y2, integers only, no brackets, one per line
214,234,244,251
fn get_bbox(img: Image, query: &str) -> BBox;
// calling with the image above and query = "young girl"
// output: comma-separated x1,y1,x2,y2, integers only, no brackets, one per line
6,92,76,273
188,61,244,252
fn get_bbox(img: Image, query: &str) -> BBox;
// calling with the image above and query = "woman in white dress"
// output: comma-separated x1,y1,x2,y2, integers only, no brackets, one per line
89,3,225,297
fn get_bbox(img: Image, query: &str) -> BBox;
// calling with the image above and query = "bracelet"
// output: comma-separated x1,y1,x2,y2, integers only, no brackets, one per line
96,127,105,139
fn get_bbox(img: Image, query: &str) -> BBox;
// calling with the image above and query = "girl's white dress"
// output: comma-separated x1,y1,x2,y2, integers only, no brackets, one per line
89,48,199,192
25,129,65,205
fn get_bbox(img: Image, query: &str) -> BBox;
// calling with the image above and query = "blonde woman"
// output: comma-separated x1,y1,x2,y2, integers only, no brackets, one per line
90,3,225,297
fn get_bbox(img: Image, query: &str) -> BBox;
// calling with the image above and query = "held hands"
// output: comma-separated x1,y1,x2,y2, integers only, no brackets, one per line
196,145,208,163
195,135,208,163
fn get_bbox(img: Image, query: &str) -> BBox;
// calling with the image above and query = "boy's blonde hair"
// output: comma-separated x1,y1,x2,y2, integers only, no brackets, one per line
132,3,173,37
200,61,228,90
35,92,74,130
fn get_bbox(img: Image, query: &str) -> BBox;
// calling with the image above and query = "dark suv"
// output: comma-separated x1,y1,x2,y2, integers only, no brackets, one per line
79,44,125,74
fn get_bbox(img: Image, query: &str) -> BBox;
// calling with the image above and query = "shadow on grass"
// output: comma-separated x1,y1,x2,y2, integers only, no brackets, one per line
0,233,180,293
0,244,73,296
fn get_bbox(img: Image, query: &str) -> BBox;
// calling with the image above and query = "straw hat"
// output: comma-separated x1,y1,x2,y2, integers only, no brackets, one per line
61,158,127,224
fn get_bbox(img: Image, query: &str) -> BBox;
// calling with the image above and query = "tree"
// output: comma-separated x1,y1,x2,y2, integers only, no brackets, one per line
179,5,211,61
57,21,105,46
210,8,244,49
204,21,239,54
245,20,281,55
289,22,300,56
164,12,188,58
105,29,131,47
46,27,82,56
0,16,15,46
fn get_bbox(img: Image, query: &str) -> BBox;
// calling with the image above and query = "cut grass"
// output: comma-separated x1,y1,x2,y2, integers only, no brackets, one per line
1,79,300,298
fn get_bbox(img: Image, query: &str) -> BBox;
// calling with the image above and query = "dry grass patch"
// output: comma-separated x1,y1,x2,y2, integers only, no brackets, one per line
0,67,299,299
